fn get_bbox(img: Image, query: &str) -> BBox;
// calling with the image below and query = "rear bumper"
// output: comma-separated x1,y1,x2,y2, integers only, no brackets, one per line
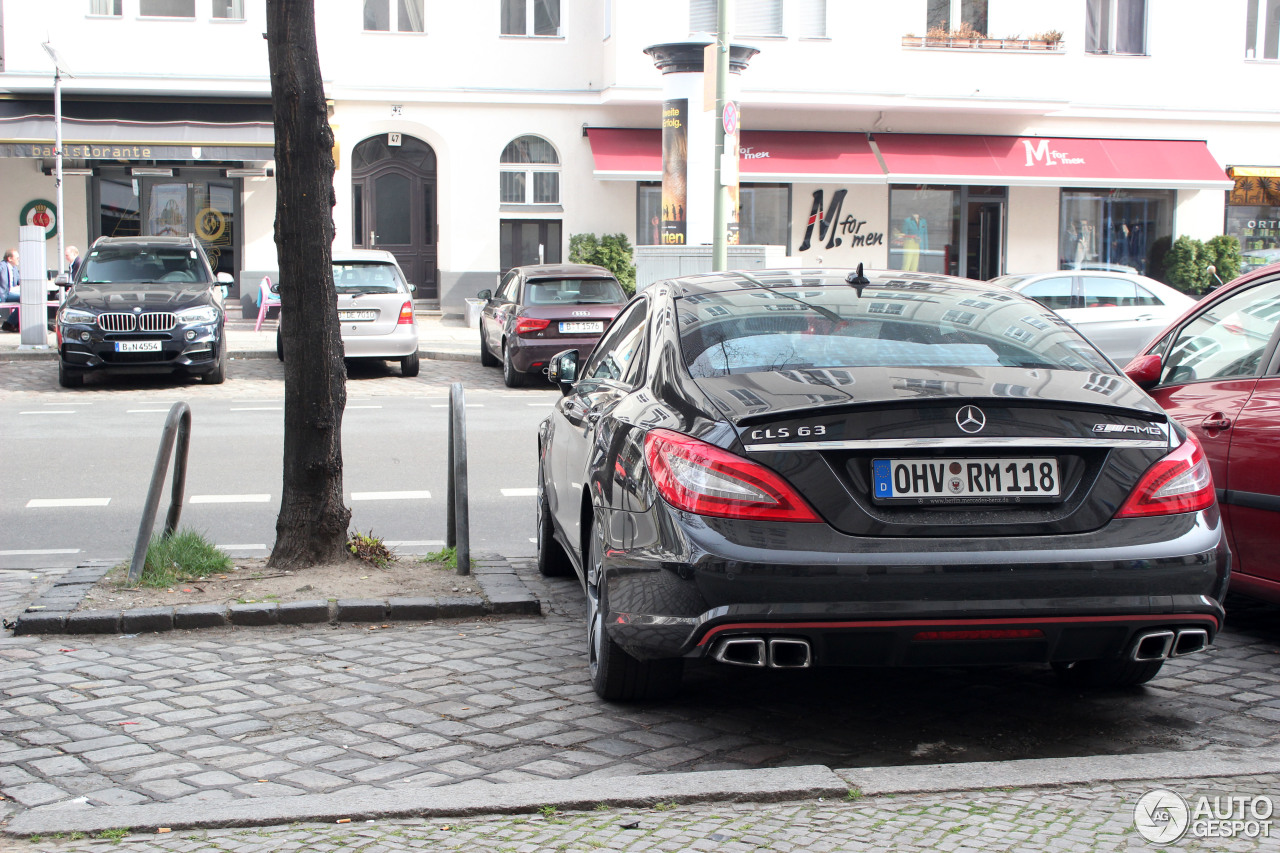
341,324,419,359
509,335,601,372
595,503,1230,666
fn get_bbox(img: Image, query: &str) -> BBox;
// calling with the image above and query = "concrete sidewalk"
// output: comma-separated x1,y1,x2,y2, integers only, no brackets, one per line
0,300,481,363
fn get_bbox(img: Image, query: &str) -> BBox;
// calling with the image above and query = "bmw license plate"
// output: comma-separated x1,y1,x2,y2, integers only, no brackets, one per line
559,321,603,334
115,340,162,353
339,310,377,322
872,457,1060,502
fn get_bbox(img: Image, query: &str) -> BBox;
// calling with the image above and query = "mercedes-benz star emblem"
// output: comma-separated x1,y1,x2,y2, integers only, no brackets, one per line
956,406,986,434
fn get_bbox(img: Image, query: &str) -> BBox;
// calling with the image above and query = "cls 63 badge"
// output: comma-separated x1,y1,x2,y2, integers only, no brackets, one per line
748,425,828,441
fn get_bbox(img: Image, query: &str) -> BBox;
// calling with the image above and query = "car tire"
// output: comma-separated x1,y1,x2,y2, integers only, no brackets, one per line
502,342,526,387
586,515,683,701
401,351,420,377
1052,657,1164,688
57,361,84,388
479,328,500,367
536,485,573,577
276,330,284,362
203,352,226,385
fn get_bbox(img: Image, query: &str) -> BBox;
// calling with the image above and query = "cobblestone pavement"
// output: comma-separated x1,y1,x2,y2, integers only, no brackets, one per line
7,775,1279,851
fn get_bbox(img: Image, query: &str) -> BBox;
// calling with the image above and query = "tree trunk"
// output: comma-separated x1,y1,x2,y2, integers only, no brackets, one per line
265,0,352,569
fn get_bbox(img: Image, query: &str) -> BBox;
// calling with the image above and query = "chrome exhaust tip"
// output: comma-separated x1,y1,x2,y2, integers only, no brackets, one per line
1171,628,1209,657
767,637,813,669
1131,630,1175,662
711,637,767,668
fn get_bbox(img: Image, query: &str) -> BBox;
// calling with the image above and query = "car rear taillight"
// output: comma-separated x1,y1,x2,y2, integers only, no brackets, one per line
516,317,551,335
1114,434,1216,518
397,301,414,325
643,429,821,523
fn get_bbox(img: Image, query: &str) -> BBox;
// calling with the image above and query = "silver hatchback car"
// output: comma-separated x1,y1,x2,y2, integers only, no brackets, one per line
277,250,420,376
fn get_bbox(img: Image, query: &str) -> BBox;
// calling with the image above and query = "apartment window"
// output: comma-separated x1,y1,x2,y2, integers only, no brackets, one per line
1086,0,1146,55
500,136,559,204
364,0,425,33
692,0,805,37
502,0,561,37
90,0,122,15
212,1,243,19
1246,0,1280,59
927,0,988,35
140,0,195,16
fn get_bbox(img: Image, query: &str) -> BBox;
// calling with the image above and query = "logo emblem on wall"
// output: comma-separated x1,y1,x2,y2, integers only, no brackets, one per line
19,199,58,240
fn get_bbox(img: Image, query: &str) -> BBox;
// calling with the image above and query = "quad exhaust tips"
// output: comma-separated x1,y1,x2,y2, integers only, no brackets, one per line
711,636,812,669
1131,628,1210,662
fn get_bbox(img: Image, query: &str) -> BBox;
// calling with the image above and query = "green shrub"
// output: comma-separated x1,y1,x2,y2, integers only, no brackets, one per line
1204,234,1242,285
1162,234,1243,295
569,233,636,295
347,529,393,568
130,529,232,588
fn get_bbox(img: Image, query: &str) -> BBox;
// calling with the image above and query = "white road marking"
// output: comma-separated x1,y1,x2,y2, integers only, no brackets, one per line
527,403,554,408
501,488,537,497
27,498,110,508
127,409,171,413
347,405,383,409
350,490,432,501
230,406,283,412
190,494,272,504
386,539,445,548
430,404,484,408
0,548,81,556
20,411,75,415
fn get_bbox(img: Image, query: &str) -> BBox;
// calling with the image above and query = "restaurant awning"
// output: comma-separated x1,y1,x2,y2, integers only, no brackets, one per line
0,98,275,161
585,127,886,183
585,128,1232,191
874,134,1233,190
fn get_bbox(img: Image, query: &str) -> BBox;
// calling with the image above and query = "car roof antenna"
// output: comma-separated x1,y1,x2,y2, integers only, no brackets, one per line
846,263,870,297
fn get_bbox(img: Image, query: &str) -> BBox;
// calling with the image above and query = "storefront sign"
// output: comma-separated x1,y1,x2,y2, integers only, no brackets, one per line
19,199,57,239
798,189,885,252
0,143,274,161
1022,139,1086,167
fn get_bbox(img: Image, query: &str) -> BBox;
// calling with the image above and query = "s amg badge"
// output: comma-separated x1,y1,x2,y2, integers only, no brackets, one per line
956,406,986,434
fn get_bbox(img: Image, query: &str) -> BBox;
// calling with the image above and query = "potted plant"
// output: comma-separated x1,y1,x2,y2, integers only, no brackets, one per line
1031,29,1064,50
902,32,923,48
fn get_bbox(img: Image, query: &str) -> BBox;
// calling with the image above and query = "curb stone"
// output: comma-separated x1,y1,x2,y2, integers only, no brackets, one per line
10,556,540,635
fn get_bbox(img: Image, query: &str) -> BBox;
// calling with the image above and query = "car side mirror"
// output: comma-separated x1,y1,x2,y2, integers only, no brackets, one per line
215,272,234,285
477,289,492,301
408,283,417,293
54,273,71,288
1123,353,1162,388
269,281,280,294
547,349,580,395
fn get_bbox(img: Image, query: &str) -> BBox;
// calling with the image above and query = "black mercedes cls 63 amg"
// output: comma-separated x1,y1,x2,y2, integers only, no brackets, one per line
536,268,1229,701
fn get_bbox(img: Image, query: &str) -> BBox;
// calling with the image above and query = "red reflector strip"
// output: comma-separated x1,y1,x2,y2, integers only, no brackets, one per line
913,629,1045,642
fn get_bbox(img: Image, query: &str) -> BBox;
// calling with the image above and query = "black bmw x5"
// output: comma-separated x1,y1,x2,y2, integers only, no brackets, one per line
57,236,228,387
537,268,1230,701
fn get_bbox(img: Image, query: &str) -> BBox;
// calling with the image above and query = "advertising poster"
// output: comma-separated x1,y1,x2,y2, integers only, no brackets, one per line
148,184,188,237
661,98,688,245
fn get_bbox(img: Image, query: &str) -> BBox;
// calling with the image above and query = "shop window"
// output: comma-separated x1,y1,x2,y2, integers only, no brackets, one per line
502,0,561,37
691,0,824,38
500,219,562,271
636,182,789,247
1059,189,1172,275
500,136,559,204
212,0,243,19
140,0,195,16
90,0,122,15
1246,0,1280,60
1086,0,1147,55
889,187,959,276
926,0,988,36
1227,171,1280,273
364,0,425,33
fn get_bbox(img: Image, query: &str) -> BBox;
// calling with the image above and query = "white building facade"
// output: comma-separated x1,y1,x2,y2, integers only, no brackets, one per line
0,0,1277,313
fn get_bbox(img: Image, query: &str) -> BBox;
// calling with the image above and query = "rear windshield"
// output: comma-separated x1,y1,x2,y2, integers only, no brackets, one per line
333,262,409,294
524,278,625,306
79,247,211,284
678,280,1112,378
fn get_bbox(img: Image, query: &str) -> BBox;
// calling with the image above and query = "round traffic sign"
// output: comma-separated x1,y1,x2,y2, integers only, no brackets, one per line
723,100,739,137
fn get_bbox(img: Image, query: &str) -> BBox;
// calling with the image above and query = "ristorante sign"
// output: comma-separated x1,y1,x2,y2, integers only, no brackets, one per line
0,142,275,160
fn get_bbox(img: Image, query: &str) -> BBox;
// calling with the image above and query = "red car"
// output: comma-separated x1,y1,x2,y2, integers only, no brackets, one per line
478,264,628,387
1124,262,1280,604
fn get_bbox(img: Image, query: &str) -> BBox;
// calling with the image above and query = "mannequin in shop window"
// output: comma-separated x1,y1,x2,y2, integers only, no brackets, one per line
901,213,928,271
1068,219,1096,268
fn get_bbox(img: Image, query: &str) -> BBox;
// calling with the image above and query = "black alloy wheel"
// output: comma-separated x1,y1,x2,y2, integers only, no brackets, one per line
479,328,500,367
57,360,84,388
401,351,420,377
502,342,526,387
536,481,573,577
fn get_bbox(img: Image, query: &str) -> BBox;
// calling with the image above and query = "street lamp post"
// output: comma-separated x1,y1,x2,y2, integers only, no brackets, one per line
42,42,72,277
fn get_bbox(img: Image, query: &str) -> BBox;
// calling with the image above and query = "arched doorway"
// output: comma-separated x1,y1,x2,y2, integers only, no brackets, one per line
352,134,438,302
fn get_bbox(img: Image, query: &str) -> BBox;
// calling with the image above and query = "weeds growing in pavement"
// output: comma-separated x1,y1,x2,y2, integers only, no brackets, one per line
118,528,232,589
423,546,468,570
347,529,394,568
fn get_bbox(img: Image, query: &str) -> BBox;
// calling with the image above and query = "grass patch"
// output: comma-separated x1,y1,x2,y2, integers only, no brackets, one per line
97,828,130,840
423,546,469,570
845,787,863,801
121,529,231,589
347,530,393,568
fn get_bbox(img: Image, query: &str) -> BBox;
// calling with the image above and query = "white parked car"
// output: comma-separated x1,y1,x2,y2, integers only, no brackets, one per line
276,250,420,376
991,270,1197,364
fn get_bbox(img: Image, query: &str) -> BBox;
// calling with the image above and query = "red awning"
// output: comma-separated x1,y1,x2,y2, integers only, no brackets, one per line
874,134,1233,190
585,128,885,183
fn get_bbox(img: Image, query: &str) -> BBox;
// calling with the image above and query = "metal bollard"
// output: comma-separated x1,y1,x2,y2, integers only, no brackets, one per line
448,382,470,575
127,402,192,585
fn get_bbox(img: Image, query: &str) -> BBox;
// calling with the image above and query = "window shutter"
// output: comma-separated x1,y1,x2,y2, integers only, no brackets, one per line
794,0,826,38
690,0,715,32
737,0,782,36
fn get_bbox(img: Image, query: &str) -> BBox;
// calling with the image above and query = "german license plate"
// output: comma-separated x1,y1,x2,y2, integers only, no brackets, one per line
115,340,162,353
559,321,603,334
339,310,377,322
872,457,1060,502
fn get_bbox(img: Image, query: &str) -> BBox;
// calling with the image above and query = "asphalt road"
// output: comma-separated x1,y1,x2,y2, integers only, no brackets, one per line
0,357,556,566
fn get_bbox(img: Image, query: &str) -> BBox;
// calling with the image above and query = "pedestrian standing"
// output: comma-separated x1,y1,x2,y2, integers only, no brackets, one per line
0,248,19,332
65,245,82,279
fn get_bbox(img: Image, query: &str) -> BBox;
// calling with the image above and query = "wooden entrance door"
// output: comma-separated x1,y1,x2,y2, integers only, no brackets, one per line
353,135,438,300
